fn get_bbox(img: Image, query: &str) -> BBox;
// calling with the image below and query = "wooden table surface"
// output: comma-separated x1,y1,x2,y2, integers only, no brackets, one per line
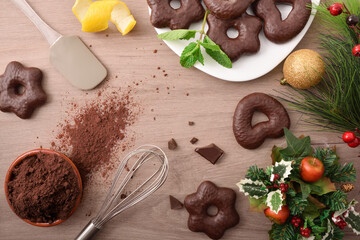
0,1,359,239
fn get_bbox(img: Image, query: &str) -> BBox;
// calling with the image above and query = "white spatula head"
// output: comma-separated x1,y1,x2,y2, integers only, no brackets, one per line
50,36,107,90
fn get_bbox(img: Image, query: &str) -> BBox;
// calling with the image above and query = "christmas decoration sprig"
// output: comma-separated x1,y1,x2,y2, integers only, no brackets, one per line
276,0,360,136
237,128,359,240
157,10,232,69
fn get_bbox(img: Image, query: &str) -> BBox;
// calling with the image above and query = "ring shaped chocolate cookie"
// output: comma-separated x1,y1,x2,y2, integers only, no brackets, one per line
253,0,311,43
0,61,46,119
184,181,239,239
233,93,290,149
147,0,205,30
206,13,262,62
204,0,255,19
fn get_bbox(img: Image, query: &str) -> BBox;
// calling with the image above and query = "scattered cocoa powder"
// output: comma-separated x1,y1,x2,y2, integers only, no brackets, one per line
52,91,137,182
6,152,81,223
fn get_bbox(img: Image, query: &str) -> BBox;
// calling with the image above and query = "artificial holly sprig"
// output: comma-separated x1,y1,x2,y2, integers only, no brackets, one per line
328,2,360,56
237,129,359,239
157,10,232,69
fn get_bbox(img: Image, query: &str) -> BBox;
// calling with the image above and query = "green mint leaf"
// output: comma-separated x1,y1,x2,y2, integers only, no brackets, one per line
197,40,221,52
265,190,283,214
180,42,199,68
279,128,312,158
157,30,197,40
193,45,204,65
203,36,232,68
237,179,268,199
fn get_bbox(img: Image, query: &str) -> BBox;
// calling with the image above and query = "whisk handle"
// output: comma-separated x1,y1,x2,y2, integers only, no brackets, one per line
75,220,101,240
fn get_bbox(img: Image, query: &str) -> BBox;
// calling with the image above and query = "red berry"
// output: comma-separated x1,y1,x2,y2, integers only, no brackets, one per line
300,227,304,231
348,137,360,148
343,131,356,143
329,3,343,16
353,45,360,57
280,183,285,188
273,184,279,188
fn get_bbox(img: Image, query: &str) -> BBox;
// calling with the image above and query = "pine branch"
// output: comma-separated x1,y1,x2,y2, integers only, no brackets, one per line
327,163,356,182
269,222,296,240
320,190,348,211
287,193,308,215
245,165,268,182
275,0,360,133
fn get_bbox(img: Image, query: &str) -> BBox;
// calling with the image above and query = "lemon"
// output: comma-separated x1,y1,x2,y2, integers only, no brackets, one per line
111,2,136,35
72,0,92,22
72,0,136,34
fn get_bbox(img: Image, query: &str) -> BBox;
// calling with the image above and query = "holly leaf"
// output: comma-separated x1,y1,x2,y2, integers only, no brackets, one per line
310,177,336,196
266,190,283,214
180,42,200,68
237,179,268,199
279,128,312,158
345,208,360,235
203,36,232,68
334,200,357,218
272,160,293,182
321,220,335,240
157,30,197,40
249,196,268,212
271,145,283,164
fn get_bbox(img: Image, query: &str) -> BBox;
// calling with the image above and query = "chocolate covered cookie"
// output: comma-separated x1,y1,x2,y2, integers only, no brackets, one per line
206,13,262,62
147,0,205,30
0,61,47,119
204,0,255,19
233,93,290,149
184,181,239,239
253,0,311,43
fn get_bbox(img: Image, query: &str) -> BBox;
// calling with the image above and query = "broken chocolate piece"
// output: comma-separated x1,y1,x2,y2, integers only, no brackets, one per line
170,195,183,210
195,143,224,164
168,138,178,150
188,121,195,126
190,137,198,144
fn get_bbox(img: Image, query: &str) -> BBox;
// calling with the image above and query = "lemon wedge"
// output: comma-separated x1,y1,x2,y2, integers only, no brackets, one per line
72,0,136,34
111,2,136,35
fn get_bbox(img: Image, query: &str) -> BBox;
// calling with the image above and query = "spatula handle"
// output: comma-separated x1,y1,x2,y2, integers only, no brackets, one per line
11,0,62,46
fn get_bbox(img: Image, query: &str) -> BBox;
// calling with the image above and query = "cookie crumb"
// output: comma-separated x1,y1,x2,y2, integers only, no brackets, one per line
168,138,178,150
190,137,198,144
188,121,195,126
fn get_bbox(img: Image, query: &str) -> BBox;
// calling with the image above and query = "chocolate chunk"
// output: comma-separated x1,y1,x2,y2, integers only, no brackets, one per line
168,138,178,150
195,143,224,164
190,137,198,144
188,121,195,126
169,195,183,210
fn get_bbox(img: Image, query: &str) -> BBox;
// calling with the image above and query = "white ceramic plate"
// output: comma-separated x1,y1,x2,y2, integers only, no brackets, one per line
150,0,319,82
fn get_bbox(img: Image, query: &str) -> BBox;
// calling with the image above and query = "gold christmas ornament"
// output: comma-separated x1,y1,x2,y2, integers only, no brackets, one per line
282,49,325,89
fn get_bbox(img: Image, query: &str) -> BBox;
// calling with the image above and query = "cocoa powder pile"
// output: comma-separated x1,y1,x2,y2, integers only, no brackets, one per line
6,152,81,223
52,91,137,181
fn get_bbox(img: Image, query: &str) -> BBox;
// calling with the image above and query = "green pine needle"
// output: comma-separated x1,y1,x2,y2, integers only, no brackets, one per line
276,0,360,133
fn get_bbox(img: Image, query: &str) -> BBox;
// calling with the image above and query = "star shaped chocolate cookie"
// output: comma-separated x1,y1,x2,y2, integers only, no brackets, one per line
206,13,262,62
147,0,205,30
184,181,239,239
0,61,47,119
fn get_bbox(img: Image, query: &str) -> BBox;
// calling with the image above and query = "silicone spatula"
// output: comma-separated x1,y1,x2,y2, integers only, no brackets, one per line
11,0,107,90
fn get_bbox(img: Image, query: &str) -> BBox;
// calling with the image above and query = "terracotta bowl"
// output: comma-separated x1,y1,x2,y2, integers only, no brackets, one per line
4,149,82,227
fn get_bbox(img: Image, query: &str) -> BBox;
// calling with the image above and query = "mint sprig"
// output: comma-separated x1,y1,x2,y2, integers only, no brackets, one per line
157,10,232,69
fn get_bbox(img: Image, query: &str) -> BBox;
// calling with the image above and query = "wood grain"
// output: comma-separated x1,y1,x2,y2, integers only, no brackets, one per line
0,1,359,239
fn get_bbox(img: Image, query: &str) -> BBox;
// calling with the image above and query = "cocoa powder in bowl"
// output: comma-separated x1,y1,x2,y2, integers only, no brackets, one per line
5,150,82,225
